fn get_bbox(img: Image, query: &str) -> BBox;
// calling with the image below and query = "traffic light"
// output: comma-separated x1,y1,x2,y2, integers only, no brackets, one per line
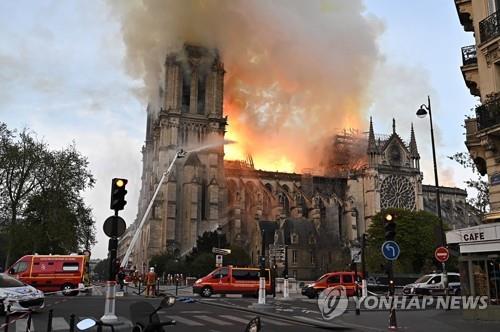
110,178,128,211
384,213,396,241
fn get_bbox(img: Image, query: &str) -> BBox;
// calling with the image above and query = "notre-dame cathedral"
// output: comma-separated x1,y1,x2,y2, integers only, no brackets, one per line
118,44,479,279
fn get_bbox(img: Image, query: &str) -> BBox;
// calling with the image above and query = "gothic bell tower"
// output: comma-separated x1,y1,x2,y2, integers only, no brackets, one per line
346,118,423,241
142,44,228,258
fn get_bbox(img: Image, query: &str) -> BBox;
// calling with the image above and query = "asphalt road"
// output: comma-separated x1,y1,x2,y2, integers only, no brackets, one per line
3,289,500,332
2,295,328,332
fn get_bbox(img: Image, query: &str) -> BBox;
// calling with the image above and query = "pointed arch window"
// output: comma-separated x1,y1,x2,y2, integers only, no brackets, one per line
181,67,191,113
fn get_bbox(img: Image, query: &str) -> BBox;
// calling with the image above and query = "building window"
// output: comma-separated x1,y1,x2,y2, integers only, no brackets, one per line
310,251,315,265
292,250,298,264
181,68,191,112
197,73,206,114
62,262,80,272
488,0,500,15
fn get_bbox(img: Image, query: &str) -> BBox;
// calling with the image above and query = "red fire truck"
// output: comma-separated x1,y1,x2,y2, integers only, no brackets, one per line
7,254,89,295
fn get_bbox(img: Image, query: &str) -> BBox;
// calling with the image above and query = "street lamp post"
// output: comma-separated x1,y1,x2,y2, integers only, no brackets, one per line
417,96,448,298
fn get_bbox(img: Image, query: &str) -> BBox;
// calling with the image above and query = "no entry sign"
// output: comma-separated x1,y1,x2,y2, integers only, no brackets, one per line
434,246,449,263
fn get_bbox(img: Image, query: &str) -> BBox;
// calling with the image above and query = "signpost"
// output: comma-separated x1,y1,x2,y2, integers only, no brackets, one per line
269,245,286,262
212,248,230,268
350,247,362,264
381,240,400,330
212,247,231,256
215,254,223,267
381,241,400,261
434,246,449,263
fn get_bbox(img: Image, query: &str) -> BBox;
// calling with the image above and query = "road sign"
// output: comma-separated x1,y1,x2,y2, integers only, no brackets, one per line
381,241,400,260
350,247,362,263
215,254,223,267
212,247,231,255
434,246,449,263
269,247,286,262
103,216,126,238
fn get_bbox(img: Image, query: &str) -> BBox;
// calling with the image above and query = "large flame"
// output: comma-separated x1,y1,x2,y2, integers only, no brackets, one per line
111,0,383,173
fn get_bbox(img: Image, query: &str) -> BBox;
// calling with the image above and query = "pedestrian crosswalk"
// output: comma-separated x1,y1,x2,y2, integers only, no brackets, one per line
14,316,70,331
12,313,294,330
162,313,294,327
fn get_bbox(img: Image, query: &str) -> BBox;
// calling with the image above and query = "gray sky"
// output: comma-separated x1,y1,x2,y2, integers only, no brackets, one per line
0,0,478,258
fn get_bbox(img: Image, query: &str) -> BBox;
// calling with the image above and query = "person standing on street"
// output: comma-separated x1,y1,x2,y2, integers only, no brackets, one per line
146,267,157,297
117,268,126,291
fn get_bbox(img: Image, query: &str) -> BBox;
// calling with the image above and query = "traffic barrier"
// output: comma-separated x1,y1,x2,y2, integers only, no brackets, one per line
1,309,31,332
47,309,53,332
24,312,32,332
69,314,76,332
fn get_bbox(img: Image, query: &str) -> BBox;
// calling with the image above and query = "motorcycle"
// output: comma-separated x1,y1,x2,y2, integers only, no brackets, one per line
76,295,261,332
244,316,262,332
130,296,176,331
76,295,176,332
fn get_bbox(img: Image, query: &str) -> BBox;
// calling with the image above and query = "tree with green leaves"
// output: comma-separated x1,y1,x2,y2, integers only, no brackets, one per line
93,258,109,281
366,208,443,274
150,230,251,277
0,123,96,266
448,152,489,218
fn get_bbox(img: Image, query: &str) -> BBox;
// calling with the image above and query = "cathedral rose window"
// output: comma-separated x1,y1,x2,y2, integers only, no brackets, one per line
380,175,416,210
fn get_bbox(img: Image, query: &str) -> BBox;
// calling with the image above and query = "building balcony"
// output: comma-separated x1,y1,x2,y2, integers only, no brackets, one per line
476,95,500,130
461,45,477,65
461,45,480,97
480,10,500,44
455,0,473,32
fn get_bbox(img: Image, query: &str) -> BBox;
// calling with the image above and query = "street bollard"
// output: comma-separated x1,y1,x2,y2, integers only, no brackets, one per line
69,314,75,332
138,281,141,295
25,311,32,332
175,278,179,296
4,313,10,332
47,309,53,332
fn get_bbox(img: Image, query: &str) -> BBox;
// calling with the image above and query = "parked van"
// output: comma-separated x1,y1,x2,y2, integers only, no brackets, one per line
7,255,88,296
403,272,461,296
301,271,362,299
193,266,271,297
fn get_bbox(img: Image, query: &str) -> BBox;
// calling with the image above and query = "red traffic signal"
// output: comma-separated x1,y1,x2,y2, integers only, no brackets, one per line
110,178,128,211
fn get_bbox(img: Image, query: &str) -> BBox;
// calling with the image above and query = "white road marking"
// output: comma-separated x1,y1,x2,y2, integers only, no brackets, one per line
16,318,34,332
52,317,70,331
219,315,251,324
167,315,204,326
261,317,292,326
197,315,233,325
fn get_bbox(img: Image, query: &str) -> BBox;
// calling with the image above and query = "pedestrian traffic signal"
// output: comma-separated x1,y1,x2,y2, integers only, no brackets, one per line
110,178,128,211
384,213,396,241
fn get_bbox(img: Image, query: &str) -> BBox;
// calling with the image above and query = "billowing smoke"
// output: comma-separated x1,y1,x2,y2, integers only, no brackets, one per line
110,0,383,172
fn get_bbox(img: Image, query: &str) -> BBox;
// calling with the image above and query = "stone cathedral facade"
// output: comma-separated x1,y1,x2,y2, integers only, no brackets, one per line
119,44,478,278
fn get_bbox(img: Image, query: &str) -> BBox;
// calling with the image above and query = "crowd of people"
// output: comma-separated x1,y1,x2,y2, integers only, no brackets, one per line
116,267,187,297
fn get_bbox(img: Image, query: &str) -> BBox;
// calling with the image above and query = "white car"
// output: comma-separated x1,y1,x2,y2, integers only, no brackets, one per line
403,272,461,296
0,273,45,314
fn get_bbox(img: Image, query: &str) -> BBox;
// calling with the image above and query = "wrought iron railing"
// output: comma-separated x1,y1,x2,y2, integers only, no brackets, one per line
479,10,500,43
461,45,477,65
476,96,500,130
